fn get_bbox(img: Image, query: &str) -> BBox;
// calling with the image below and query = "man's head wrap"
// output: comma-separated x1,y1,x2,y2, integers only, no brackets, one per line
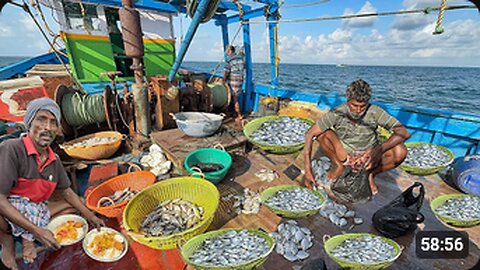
24,97,61,129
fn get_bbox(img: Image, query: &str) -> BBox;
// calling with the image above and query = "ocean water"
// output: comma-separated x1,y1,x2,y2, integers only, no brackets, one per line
1,57,478,115
186,61,480,116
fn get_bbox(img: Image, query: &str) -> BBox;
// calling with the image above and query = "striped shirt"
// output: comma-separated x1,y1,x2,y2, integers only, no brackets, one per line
316,103,400,152
224,54,244,77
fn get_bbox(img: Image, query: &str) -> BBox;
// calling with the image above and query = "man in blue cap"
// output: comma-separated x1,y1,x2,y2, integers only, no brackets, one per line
0,98,104,269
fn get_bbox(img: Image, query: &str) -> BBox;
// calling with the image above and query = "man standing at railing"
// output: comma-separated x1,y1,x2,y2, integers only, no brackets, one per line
303,79,411,197
224,44,245,126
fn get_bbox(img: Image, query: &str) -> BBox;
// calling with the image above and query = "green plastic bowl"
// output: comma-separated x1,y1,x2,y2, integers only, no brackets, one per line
260,185,325,218
430,194,480,227
400,142,454,176
324,233,402,270
181,228,275,270
184,148,232,184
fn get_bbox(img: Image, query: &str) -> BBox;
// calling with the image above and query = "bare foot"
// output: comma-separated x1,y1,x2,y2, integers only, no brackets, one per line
369,173,378,195
235,116,243,127
327,162,345,180
22,238,37,264
1,236,17,270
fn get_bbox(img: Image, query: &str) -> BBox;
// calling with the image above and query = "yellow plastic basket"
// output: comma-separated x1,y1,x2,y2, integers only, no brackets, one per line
260,185,325,218
430,194,480,227
60,131,123,160
181,228,275,270
400,142,454,176
243,116,314,154
122,177,220,250
324,233,402,270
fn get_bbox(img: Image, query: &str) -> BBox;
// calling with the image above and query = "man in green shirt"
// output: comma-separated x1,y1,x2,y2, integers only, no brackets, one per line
304,79,410,194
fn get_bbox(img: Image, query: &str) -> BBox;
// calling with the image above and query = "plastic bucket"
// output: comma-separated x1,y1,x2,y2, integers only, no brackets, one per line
452,155,480,197
184,148,232,184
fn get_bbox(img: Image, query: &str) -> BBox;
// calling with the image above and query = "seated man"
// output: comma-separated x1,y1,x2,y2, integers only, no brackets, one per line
0,98,104,270
304,79,410,194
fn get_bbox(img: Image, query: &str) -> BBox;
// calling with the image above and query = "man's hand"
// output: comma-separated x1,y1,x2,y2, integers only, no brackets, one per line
304,172,318,190
33,227,60,250
86,213,105,229
363,145,383,171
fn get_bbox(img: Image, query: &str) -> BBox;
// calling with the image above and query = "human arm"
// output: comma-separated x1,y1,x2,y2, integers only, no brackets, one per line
0,194,60,249
303,124,325,189
364,124,411,170
60,188,104,229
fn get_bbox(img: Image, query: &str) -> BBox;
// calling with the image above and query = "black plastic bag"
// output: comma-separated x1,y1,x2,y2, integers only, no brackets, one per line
331,166,372,203
373,182,425,238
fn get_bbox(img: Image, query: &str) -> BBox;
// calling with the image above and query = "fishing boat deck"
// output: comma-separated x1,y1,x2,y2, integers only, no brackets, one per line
34,124,479,270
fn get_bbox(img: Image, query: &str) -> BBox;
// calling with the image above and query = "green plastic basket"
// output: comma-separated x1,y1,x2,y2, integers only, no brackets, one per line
181,228,275,270
430,194,480,227
243,116,314,154
184,148,232,184
400,142,454,176
324,233,402,270
260,185,325,218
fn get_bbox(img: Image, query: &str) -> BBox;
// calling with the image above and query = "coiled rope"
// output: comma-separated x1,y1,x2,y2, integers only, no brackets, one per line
62,92,106,126
433,0,448,34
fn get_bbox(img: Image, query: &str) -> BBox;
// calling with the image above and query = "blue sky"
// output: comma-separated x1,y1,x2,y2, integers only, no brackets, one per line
0,0,479,67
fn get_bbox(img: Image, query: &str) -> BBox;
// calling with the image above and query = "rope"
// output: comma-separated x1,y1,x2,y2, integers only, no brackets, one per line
62,92,106,126
282,0,330,9
433,0,448,34
241,5,476,24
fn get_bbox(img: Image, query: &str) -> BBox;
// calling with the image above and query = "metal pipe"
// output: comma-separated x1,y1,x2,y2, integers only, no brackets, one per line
120,0,150,135
242,19,254,112
168,0,212,81
219,15,230,62
268,5,279,86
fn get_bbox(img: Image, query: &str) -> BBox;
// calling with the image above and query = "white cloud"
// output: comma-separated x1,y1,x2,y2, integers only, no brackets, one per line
245,19,480,66
342,2,378,28
0,25,13,37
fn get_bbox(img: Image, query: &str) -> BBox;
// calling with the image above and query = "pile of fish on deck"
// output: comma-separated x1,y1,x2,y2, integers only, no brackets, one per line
271,220,314,262
189,230,270,266
403,144,451,168
311,156,331,185
222,188,261,215
250,117,310,145
330,235,397,264
140,199,204,237
436,196,480,221
319,197,363,228
265,187,322,212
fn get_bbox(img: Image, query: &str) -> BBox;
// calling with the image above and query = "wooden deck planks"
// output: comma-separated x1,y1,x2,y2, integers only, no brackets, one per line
151,127,479,270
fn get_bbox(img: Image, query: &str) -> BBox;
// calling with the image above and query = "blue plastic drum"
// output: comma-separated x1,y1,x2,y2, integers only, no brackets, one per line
452,155,480,197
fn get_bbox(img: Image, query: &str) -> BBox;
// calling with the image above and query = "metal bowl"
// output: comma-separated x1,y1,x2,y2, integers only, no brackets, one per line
171,112,225,137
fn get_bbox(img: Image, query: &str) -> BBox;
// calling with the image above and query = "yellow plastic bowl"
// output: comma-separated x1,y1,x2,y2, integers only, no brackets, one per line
61,131,123,160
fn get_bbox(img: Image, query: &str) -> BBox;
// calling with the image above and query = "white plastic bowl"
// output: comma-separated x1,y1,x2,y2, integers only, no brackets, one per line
47,214,88,246
82,227,128,263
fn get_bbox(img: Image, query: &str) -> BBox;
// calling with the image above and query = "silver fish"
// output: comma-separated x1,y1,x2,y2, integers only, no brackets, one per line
330,235,397,264
250,117,310,146
436,196,480,221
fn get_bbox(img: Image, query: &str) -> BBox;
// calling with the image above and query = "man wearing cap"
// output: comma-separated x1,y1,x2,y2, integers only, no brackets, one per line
0,98,104,269
224,44,244,126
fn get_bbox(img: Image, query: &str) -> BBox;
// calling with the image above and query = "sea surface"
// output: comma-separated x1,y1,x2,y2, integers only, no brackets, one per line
1,57,478,115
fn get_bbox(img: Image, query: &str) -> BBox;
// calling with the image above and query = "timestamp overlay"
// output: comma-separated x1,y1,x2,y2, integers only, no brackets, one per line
416,231,469,259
